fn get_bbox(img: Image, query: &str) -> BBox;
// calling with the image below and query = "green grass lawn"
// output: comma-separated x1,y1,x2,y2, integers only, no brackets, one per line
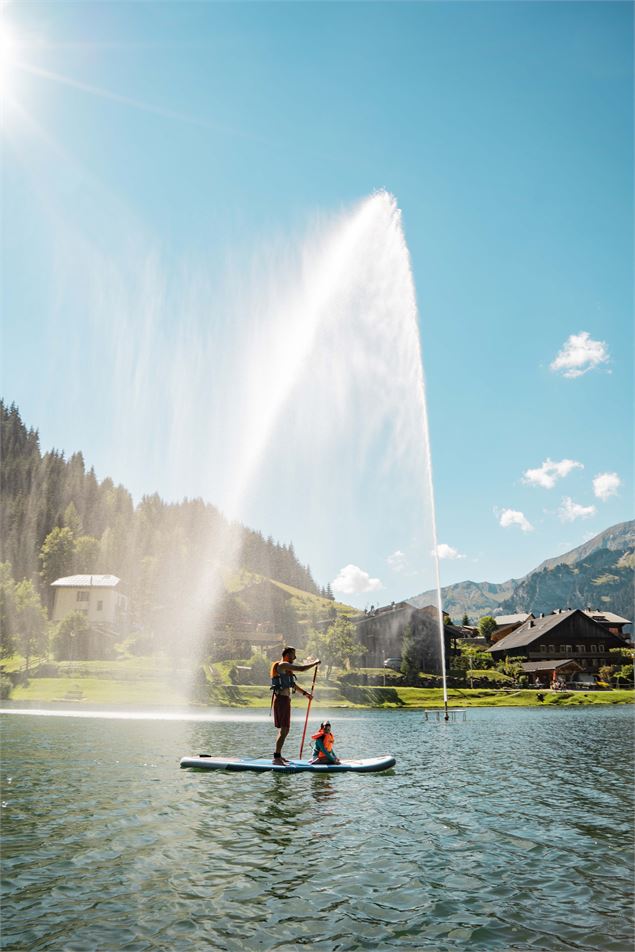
3,655,632,708
9,677,190,706
394,687,635,707
6,676,633,709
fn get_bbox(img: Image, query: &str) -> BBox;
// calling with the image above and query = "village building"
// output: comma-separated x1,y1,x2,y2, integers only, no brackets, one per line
455,624,481,639
520,659,588,688
352,601,450,671
225,578,298,654
491,612,534,643
51,575,128,635
489,608,626,683
207,623,284,658
582,609,632,640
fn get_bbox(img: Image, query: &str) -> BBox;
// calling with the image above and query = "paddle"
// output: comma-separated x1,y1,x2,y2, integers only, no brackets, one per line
299,661,319,759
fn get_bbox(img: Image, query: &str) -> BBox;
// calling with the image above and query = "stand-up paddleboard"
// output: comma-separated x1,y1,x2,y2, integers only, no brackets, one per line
180,754,396,773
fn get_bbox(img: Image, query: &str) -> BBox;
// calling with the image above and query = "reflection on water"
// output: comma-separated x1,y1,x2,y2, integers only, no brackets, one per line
1,706,633,951
310,774,338,804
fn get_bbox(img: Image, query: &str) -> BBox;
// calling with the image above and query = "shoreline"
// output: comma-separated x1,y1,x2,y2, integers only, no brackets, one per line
3,677,633,711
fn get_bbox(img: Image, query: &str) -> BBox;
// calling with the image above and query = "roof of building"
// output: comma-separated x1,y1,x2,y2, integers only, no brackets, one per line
494,613,533,627
51,575,121,588
489,609,584,653
583,609,631,625
521,659,582,673
354,601,438,623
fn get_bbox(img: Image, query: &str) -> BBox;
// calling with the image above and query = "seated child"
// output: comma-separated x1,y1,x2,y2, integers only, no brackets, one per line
310,721,341,765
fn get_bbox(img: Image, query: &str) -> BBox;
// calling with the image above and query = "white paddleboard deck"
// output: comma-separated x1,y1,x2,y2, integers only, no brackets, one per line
180,755,396,773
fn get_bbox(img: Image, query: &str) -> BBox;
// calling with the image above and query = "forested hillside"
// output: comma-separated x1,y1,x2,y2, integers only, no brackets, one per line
498,547,635,620
0,402,327,652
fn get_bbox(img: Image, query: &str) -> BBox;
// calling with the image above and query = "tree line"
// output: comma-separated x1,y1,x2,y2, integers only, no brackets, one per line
0,401,323,655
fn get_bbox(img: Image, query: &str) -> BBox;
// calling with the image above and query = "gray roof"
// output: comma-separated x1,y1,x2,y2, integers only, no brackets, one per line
490,609,581,653
51,575,121,588
494,613,533,626
521,659,582,673
583,610,631,625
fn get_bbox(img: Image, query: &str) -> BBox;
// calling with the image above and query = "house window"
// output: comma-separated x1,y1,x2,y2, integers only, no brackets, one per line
97,600,103,611
540,644,547,653
598,644,606,653
590,645,597,653
563,645,572,654
548,644,556,654
576,645,585,653
76,591,89,602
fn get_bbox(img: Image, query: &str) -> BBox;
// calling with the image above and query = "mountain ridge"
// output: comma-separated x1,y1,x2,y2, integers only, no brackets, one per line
411,521,635,622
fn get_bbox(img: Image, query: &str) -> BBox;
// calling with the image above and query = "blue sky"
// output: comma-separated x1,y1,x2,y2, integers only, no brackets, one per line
2,1,632,607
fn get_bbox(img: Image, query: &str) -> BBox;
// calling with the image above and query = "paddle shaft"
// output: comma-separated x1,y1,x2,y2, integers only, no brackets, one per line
299,664,319,759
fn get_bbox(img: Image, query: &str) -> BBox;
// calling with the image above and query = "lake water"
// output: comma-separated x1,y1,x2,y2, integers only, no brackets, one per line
1,705,633,951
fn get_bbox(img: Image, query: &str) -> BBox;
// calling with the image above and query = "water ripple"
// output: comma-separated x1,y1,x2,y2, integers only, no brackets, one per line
1,706,633,950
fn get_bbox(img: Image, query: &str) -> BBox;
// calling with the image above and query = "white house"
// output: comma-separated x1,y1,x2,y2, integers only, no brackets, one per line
51,575,128,633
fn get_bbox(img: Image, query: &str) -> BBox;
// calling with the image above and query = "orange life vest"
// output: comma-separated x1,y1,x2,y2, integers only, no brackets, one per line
311,728,334,760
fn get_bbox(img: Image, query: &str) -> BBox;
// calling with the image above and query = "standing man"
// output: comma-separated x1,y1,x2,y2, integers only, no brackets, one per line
270,646,319,764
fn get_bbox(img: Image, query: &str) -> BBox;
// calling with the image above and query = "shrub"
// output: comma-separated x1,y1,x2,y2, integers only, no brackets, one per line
338,683,404,706
0,675,12,699
246,653,270,684
339,670,404,687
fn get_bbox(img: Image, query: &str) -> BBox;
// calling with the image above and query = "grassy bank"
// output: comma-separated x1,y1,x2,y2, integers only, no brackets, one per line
3,656,632,708
5,675,633,709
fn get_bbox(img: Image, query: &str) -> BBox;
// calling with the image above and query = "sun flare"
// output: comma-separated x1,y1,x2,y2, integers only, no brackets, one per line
0,17,20,100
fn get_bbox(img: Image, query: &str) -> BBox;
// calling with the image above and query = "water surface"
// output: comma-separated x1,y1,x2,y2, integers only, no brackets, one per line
1,705,633,951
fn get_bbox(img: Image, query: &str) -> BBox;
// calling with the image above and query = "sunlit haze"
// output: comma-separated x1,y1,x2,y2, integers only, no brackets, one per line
2,1,632,601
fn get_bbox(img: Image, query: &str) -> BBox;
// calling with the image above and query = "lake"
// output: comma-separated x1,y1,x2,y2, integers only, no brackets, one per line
1,704,633,951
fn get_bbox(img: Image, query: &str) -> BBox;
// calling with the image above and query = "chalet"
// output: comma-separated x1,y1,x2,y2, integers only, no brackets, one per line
232,578,301,648
489,609,625,677
457,625,481,639
491,613,534,643
207,624,284,657
521,659,584,687
51,575,128,635
582,609,632,640
352,600,449,671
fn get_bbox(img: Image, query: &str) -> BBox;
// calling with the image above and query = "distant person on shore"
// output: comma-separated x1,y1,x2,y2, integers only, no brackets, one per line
310,721,341,765
270,647,319,765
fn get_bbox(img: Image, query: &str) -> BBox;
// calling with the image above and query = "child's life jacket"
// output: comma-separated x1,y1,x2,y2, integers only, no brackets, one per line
270,661,297,695
311,727,337,762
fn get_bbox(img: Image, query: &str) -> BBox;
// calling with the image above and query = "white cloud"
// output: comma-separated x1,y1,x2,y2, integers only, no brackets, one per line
522,458,583,489
436,543,466,560
549,331,609,378
387,550,407,572
593,472,621,502
498,508,534,532
558,496,596,522
331,564,383,595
